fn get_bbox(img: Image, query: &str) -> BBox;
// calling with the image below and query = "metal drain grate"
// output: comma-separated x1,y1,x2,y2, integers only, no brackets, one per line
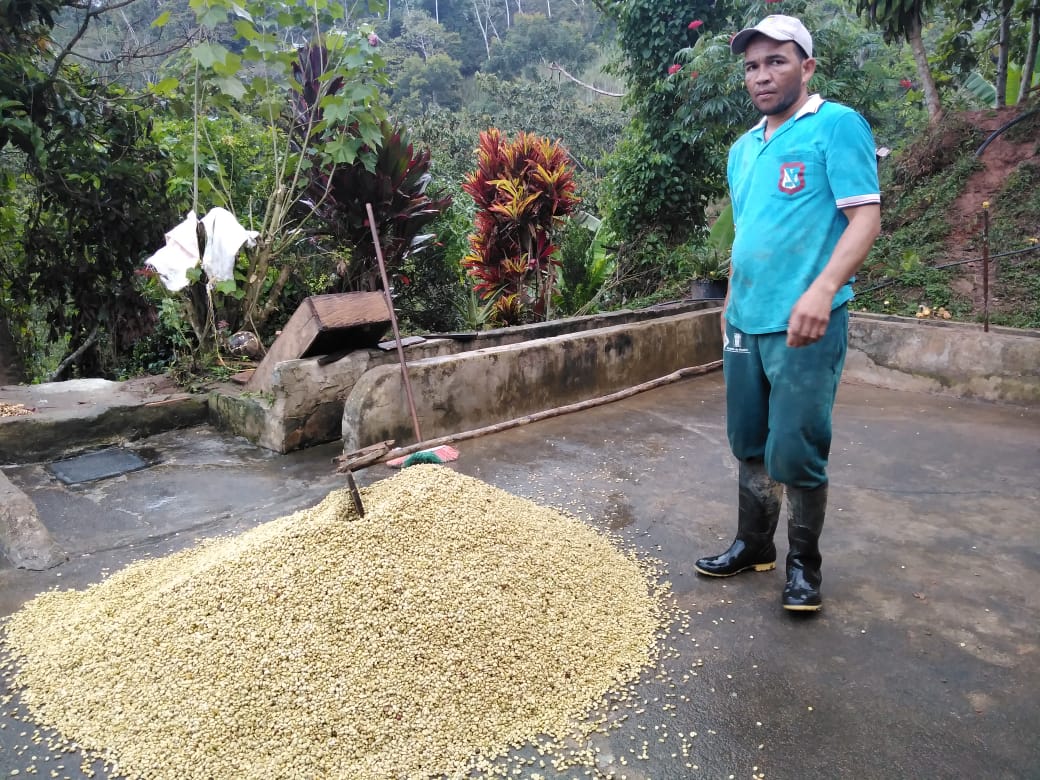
49,447,150,485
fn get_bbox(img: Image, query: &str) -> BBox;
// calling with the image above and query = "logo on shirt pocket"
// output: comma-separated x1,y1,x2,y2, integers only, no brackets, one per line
777,162,806,195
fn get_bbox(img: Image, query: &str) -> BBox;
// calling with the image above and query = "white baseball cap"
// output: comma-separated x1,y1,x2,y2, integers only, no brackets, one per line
730,15,813,59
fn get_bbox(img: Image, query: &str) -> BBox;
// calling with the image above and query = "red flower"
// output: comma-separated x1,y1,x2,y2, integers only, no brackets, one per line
690,70,700,79
399,275,411,286
688,19,704,30
368,33,380,47
899,78,913,89
668,64,682,76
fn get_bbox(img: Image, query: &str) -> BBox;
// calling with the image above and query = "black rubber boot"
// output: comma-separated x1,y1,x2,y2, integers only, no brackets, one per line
695,460,784,577
782,483,827,611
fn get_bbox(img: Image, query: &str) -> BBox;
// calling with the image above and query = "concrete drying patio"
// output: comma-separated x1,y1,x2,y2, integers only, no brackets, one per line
1,370,1037,779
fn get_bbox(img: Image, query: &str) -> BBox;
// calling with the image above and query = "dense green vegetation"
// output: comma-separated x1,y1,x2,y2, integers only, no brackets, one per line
1,0,1038,382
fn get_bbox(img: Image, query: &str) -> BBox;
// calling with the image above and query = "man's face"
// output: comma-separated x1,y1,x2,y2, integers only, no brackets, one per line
743,37,815,122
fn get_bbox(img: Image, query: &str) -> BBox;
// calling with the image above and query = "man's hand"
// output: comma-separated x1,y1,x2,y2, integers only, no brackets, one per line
786,285,832,347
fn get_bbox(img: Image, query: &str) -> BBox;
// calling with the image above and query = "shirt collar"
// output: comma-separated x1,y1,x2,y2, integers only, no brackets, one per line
752,93,825,131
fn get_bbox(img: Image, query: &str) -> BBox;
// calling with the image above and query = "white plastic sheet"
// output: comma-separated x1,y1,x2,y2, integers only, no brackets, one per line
201,207,260,283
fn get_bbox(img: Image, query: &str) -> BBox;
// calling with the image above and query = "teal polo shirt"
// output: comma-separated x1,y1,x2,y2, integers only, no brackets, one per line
726,95,881,334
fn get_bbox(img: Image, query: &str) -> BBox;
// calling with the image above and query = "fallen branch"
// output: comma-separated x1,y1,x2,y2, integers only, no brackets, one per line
336,359,723,473
46,324,99,382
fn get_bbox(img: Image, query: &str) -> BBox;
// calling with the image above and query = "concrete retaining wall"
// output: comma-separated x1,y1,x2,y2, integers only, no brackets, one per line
209,307,1038,456
342,308,723,452
211,302,710,453
209,339,465,453
846,313,1040,404
0,379,207,464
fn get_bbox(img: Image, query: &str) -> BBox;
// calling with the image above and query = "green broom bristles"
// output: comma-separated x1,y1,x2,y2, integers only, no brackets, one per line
402,450,447,467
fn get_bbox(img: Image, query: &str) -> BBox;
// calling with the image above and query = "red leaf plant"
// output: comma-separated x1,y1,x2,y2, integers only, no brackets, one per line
461,129,580,325
291,43,451,293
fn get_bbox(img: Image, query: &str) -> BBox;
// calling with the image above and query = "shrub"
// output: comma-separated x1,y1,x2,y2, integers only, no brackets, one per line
461,129,580,324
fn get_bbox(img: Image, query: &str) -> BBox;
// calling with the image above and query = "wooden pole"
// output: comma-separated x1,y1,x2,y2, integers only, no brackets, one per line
982,202,990,333
366,203,424,442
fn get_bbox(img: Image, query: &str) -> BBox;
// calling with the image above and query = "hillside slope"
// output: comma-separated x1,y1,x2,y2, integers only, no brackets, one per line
857,107,1040,329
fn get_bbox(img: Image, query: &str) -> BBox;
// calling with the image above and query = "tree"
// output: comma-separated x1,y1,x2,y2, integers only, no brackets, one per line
152,0,391,348
396,9,462,60
2,0,183,379
593,0,730,295
394,53,465,110
485,12,596,80
1019,0,1040,102
855,0,944,121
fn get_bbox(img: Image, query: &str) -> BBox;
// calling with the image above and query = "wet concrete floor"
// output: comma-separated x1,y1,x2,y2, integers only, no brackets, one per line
1,373,1038,779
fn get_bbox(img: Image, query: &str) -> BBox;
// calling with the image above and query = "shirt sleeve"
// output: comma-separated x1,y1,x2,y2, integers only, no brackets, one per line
825,111,881,209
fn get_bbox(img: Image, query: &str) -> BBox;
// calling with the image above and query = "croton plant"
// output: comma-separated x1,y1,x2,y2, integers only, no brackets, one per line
462,129,580,325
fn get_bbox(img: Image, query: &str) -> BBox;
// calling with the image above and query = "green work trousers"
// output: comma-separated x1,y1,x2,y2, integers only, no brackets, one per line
723,305,848,489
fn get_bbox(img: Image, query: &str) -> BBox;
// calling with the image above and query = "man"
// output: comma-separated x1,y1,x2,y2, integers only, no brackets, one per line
693,15,881,612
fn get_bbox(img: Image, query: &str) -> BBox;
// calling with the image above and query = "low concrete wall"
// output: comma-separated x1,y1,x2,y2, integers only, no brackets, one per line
210,340,460,453
342,308,723,452
209,307,1038,456
0,379,207,464
211,302,709,453
846,313,1040,404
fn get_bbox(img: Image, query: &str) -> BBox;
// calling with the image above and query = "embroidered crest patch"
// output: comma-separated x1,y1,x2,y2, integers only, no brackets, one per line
777,162,806,194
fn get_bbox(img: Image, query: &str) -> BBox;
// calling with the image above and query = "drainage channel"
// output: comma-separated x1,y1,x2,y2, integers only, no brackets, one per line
48,446,156,486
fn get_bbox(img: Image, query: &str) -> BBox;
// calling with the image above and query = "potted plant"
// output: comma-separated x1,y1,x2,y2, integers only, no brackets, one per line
689,204,732,300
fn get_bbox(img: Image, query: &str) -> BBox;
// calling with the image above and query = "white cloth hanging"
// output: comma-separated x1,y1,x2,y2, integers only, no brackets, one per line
144,212,200,292
144,209,260,292
200,207,260,283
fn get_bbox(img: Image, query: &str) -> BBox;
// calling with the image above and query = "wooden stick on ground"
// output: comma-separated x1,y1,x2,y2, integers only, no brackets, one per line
336,359,722,472
334,440,396,471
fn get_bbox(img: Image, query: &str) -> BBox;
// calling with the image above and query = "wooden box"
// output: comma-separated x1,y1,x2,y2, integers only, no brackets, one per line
246,292,390,391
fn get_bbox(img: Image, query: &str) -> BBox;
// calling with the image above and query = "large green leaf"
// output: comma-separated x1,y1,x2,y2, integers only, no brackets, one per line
963,71,997,106
191,42,231,69
213,76,246,99
707,202,733,254
963,64,1040,107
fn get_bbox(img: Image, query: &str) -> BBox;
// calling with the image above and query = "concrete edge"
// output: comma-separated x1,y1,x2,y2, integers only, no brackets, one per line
0,394,209,465
847,313,1040,404
850,310,1040,339
2,310,1037,466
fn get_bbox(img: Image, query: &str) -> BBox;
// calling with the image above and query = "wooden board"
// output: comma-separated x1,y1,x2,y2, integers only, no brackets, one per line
246,293,390,391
